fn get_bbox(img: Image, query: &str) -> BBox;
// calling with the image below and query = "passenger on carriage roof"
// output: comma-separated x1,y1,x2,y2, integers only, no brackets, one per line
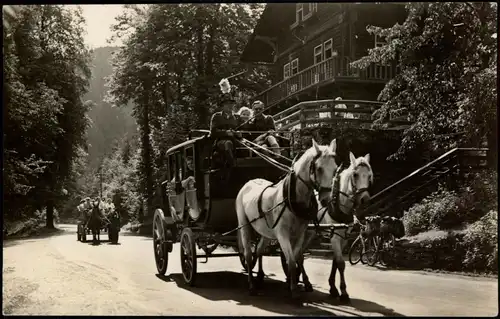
250,100,281,155
236,106,254,139
209,93,241,167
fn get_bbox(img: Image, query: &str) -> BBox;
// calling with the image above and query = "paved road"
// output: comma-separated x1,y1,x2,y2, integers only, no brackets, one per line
2,224,498,316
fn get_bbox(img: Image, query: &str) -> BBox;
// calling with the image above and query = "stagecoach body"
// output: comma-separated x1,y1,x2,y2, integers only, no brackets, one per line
158,135,286,232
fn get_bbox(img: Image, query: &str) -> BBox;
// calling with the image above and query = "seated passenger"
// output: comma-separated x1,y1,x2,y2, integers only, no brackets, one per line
210,93,241,168
236,106,254,140
250,100,281,155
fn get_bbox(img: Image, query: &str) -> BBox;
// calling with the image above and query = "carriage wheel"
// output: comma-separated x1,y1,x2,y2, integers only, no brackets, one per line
180,228,197,286
279,251,301,283
348,236,364,266
153,213,169,276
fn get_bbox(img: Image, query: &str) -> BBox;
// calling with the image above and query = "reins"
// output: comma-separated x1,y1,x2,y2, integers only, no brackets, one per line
222,141,341,237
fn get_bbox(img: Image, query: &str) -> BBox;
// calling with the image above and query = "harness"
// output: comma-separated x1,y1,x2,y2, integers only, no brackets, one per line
323,162,373,239
255,152,331,229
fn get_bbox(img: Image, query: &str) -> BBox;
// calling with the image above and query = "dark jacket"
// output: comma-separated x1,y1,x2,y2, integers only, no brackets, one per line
248,114,276,140
210,111,239,138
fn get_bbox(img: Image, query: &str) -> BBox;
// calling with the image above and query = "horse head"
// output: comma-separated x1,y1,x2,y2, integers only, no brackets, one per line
329,152,373,220
293,138,339,206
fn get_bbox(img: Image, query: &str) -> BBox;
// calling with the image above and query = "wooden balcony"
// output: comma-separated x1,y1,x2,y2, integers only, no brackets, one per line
273,99,411,131
255,56,396,109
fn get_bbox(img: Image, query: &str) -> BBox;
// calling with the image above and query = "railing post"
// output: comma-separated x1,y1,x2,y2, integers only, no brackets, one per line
299,105,305,130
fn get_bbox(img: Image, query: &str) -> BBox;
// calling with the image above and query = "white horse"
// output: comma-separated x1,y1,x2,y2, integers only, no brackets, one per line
318,151,373,303
236,138,338,300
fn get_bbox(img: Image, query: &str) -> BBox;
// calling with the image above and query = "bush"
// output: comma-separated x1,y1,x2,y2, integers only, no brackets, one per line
402,187,461,236
461,210,498,272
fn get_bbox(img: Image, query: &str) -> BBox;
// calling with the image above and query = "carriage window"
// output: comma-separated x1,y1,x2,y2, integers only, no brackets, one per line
185,147,195,179
168,155,176,182
175,152,183,181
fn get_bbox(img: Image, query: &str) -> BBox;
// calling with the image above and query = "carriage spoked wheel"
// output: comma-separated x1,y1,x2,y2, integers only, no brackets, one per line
279,251,302,283
153,213,169,276
180,227,197,286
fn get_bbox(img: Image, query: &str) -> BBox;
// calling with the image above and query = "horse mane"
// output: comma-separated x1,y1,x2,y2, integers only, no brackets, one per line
293,147,317,173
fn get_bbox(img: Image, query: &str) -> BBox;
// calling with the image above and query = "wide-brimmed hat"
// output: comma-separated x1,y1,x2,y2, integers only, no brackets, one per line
220,93,236,104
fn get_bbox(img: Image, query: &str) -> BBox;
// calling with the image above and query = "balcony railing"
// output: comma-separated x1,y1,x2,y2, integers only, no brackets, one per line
255,56,395,109
273,99,411,131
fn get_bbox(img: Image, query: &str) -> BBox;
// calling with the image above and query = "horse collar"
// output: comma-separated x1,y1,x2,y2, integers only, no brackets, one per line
284,171,318,221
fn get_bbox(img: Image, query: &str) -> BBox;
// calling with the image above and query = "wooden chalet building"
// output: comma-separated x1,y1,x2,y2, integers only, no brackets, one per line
241,3,407,113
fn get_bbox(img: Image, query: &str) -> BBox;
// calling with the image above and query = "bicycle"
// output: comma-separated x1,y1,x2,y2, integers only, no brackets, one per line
363,217,396,267
348,219,368,265
348,215,380,266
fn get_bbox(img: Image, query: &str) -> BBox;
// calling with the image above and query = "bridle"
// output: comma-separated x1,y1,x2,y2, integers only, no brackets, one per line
338,162,372,210
293,151,335,197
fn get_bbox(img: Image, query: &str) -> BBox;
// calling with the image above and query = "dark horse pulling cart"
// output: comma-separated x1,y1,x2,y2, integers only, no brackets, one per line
153,130,293,286
77,200,121,244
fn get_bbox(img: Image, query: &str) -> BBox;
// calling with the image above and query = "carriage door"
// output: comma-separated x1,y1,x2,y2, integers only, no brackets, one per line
167,152,185,222
184,147,201,221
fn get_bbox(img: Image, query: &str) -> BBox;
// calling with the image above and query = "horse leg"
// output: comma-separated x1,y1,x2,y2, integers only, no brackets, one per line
255,237,271,286
278,235,300,301
329,235,340,298
338,237,350,303
297,230,316,292
235,190,257,296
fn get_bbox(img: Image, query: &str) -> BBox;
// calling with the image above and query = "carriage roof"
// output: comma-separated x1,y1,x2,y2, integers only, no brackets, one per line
165,136,206,155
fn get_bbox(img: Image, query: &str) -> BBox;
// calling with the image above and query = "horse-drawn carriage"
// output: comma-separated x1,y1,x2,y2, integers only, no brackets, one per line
153,127,374,301
77,199,121,244
153,132,290,284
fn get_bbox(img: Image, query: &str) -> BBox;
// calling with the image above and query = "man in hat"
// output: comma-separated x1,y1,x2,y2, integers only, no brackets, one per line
250,100,281,155
210,93,241,167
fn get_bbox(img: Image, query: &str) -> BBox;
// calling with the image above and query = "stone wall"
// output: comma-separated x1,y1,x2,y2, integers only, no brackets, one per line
386,232,467,271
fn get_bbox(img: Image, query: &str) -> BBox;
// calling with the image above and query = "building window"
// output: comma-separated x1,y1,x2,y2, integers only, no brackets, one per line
310,3,318,13
284,63,291,79
291,58,299,75
295,3,303,24
324,39,333,59
375,34,386,48
314,44,323,65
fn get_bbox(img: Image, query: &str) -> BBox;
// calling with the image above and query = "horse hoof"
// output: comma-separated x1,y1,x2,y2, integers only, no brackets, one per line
339,294,351,304
304,282,313,292
329,287,340,298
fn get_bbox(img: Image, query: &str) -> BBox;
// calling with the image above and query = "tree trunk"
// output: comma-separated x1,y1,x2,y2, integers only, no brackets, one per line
46,200,55,229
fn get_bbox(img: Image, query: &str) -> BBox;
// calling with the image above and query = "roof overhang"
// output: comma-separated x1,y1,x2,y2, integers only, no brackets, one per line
240,4,296,64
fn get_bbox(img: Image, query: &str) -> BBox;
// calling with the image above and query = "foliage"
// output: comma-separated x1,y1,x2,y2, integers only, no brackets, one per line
351,2,497,160
403,168,498,235
461,210,498,272
402,187,461,236
3,5,92,226
107,4,267,215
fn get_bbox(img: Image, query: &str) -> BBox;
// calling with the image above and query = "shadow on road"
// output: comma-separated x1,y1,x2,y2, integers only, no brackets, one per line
3,228,66,248
156,271,403,317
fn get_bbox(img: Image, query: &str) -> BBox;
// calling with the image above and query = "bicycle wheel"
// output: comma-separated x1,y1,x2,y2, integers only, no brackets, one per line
348,236,364,265
364,236,380,267
380,233,396,267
